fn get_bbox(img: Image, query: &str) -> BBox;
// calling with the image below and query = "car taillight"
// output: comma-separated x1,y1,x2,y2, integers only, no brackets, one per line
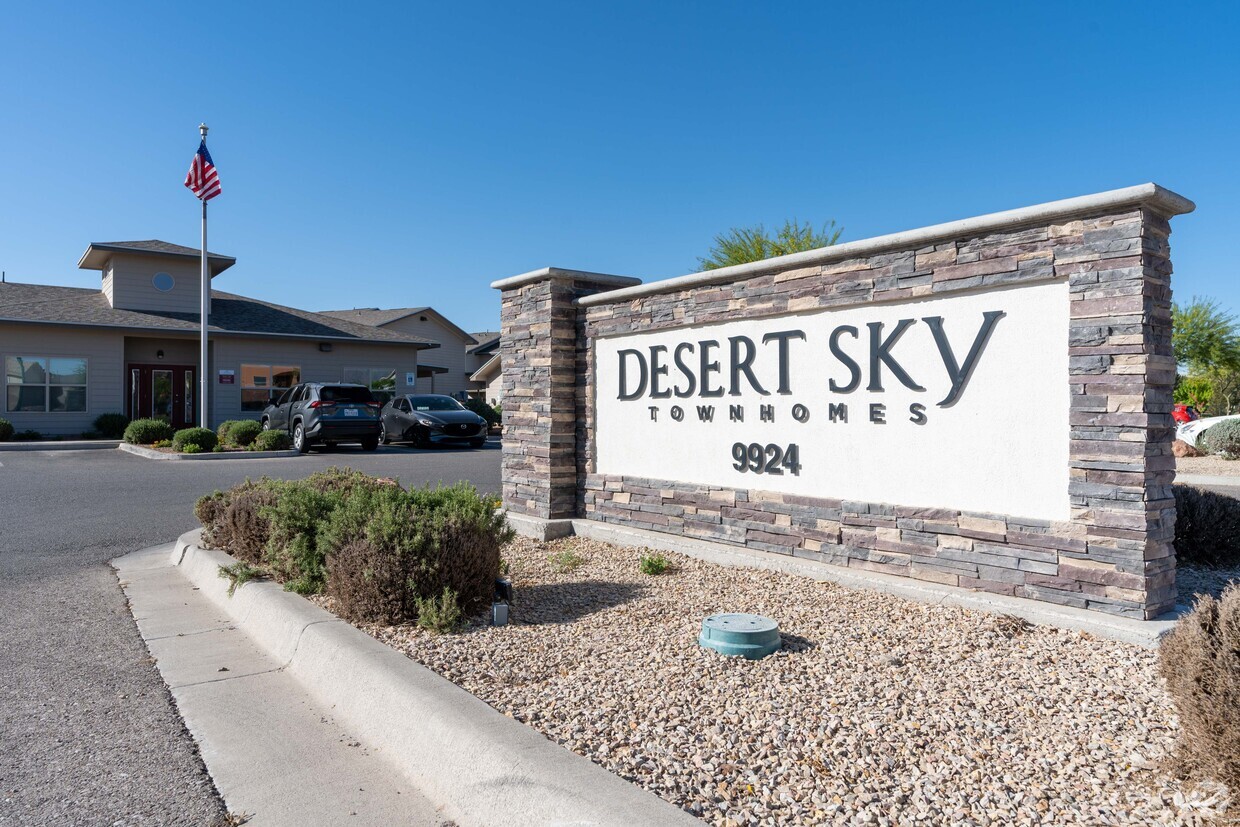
367,402,381,409
309,400,335,408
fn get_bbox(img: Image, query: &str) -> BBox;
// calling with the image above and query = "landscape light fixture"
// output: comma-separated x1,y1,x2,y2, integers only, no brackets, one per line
156,349,164,360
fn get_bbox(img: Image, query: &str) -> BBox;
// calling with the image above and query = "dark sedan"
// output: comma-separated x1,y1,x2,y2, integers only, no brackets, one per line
380,394,489,448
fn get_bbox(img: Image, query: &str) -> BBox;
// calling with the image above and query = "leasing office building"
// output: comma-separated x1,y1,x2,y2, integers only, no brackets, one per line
0,241,437,436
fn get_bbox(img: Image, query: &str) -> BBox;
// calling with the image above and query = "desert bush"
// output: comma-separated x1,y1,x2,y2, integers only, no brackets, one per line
640,553,672,575
1203,419,1240,459
0,418,12,441
415,588,463,634
302,466,397,496
549,549,585,572
194,479,286,564
251,430,292,451
154,438,173,448
1158,584,1240,790
260,483,346,593
181,443,203,454
218,561,265,597
92,413,129,438
218,419,262,448
323,483,509,624
124,418,174,445
1173,485,1240,567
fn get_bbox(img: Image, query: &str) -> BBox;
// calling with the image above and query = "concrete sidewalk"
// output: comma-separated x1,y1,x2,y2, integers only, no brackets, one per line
115,544,450,827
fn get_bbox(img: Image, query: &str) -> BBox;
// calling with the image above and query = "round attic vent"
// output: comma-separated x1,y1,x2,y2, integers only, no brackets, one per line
152,272,175,292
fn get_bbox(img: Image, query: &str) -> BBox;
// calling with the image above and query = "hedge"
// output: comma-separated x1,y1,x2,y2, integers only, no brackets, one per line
123,418,174,445
172,427,218,453
0,418,12,442
92,413,130,439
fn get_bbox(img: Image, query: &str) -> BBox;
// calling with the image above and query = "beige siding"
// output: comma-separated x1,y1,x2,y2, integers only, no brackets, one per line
0,322,125,436
210,336,422,425
485,371,502,405
379,314,474,396
107,254,209,315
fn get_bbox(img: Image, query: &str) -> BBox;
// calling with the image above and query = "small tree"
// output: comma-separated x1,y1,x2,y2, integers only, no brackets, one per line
698,219,841,271
1174,375,1215,410
1173,298,1240,375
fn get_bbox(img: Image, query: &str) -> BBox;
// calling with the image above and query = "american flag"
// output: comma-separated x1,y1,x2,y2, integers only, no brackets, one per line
184,140,222,201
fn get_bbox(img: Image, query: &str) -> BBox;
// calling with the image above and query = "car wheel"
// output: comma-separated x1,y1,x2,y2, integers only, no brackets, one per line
261,418,270,431
361,437,379,451
414,428,430,449
380,422,390,445
469,438,486,449
292,422,310,454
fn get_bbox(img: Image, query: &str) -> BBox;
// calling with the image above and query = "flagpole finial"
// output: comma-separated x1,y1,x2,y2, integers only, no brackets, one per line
199,123,209,139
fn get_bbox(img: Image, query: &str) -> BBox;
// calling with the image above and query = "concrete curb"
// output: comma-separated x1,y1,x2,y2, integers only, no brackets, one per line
0,439,120,452
118,443,299,461
172,529,697,827
506,514,1184,648
1177,473,1240,487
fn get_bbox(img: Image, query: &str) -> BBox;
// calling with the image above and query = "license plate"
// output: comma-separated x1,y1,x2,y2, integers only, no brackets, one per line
343,408,359,417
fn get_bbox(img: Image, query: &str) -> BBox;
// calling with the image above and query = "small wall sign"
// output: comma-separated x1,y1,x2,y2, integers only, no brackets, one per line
405,372,415,386
218,370,235,385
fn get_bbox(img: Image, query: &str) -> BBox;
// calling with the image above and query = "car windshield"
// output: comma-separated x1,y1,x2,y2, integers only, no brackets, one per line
407,395,463,412
320,385,375,403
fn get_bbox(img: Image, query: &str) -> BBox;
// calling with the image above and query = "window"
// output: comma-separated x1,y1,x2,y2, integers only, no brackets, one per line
5,356,87,413
240,364,301,411
343,367,397,391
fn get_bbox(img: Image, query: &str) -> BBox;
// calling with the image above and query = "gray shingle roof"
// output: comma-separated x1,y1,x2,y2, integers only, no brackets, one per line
0,282,438,347
318,307,430,327
469,331,501,354
78,240,237,274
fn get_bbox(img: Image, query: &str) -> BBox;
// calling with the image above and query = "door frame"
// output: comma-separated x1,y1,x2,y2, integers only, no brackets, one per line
127,363,197,429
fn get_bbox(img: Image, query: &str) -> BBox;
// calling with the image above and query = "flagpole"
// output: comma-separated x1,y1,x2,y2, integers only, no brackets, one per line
199,123,210,429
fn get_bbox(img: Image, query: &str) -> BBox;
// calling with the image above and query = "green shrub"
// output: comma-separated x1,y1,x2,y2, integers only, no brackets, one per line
1173,485,1240,567
549,549,585,572
173,427,218,453
463,396,500,426
415,588,463,634
260,483,349,594
1174,375,1214,410
218,562,265,597
1203,419,1240,459
13,430,41,441
195,479,286,564
124,418,174,445
323,483,510,624
92,413,129,439
639,553,672,575
0,419,13,442
1196,429,1213,455
251,430,292,451
154,438,173,448
218,419,262,448
1159,584,1240,790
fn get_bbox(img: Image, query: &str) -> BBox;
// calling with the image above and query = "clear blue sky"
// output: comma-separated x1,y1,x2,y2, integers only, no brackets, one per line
2,1,1237,334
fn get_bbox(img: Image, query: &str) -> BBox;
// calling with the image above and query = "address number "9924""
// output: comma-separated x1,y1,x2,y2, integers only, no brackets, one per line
732,442,801,476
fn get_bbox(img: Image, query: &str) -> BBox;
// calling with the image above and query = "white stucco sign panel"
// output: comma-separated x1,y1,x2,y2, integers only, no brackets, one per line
594,281,1070,521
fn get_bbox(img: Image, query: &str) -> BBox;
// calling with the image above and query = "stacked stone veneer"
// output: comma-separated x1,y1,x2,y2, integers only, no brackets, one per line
497,190,1190,619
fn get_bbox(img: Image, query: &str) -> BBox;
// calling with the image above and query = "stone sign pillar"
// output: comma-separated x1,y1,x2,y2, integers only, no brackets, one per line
495,185,1194,620
493,268,640,521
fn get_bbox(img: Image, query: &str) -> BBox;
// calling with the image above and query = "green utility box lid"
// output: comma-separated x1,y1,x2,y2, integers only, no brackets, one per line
698,613,780,660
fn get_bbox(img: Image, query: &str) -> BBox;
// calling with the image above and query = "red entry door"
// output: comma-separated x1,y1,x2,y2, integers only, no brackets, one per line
128,364,196,429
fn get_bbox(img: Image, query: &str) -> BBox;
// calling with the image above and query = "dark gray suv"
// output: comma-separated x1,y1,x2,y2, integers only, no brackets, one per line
261,383,381,453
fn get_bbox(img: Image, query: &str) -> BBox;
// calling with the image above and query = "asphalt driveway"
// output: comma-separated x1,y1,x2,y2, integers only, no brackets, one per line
0,442,501,827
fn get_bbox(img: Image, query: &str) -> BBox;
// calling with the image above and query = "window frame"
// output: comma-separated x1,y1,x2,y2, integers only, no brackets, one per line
4,355,89,414
239,364,302,412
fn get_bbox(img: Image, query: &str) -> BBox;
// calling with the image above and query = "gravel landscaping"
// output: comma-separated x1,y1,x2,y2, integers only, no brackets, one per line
318,536,1233,826
1178,456,1240,477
